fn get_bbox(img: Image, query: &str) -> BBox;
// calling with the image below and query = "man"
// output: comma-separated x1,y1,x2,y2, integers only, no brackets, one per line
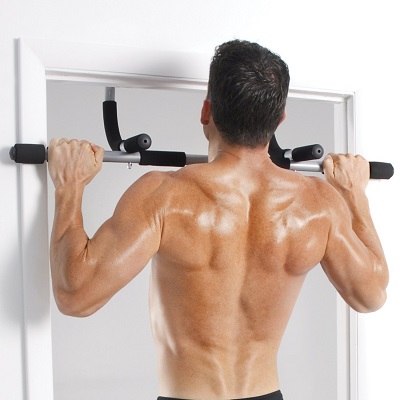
48,40,388,400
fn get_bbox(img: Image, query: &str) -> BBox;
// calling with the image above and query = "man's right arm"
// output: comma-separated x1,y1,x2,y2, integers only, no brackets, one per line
320,154,389,313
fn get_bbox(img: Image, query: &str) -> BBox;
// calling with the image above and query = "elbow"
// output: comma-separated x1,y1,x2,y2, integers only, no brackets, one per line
51,262,100,317
53,288,97,318
351,264,389,313
351,289,387,313
57,304,95,318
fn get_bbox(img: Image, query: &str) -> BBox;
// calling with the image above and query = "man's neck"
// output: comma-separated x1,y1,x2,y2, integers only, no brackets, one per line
207,131,271,168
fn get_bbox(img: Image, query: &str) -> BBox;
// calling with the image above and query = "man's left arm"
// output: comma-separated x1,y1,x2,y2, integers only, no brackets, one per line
48,139,163,317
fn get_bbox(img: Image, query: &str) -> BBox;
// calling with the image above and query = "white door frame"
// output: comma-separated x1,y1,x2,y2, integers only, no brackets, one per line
17,37,357,400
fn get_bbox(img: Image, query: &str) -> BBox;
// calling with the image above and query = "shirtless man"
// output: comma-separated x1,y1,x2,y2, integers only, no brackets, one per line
48,40,388,400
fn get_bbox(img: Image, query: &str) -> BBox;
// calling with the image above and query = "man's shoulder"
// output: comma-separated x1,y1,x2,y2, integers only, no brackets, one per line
139,165,202,188
297,174,335,196
128,166,203,202
301,175,350,219
128,170,172,193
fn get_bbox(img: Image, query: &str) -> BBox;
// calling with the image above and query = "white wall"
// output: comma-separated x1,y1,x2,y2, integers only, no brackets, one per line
1,1,399,399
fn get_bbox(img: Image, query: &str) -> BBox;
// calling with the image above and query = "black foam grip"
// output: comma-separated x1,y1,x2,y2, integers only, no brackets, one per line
268,135,286,159
123,134,152,153
103,101,123,151
139,151,186,167
270,156,291,170
10,144,46,164
369,162,394,179
291,144,324,161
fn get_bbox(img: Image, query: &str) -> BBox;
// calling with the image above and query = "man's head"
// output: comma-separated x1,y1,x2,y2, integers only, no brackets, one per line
205,40,290,148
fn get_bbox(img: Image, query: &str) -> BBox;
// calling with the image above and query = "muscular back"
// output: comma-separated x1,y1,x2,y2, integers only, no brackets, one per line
149,155,331,399
49,139,387,398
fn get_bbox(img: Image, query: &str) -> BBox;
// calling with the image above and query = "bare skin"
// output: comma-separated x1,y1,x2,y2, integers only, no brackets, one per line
48,101,388,399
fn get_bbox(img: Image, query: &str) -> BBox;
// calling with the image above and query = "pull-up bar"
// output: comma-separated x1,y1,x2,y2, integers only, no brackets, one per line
9,87,394,180
8,142,394,178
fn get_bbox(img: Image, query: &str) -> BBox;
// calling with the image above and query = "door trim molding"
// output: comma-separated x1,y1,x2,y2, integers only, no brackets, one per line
17,37,357,400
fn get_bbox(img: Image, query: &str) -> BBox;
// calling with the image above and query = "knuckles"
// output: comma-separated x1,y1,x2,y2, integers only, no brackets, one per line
50,138,96,154
327,153,366,166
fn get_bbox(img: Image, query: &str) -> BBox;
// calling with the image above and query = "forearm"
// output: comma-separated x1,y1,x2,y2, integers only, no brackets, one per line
342,188,389,292
50,185,92,294
343,189,385,256
322,154,389,311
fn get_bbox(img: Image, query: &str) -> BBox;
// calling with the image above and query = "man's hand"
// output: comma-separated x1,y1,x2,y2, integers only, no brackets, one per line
322,153,370,195
48,138,104,189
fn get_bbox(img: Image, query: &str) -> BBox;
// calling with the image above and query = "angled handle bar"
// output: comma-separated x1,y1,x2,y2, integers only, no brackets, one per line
268,135,324,162
103,88,152,153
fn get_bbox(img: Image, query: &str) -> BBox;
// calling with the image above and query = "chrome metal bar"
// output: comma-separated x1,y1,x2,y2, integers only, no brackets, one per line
103,151,322,172
105,87,115,101
103,151,140,163
290,160,323,173
185,154,208,164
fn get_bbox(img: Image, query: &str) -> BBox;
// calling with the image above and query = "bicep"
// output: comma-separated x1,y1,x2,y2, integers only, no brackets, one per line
90,208,160,289
72,173,164,313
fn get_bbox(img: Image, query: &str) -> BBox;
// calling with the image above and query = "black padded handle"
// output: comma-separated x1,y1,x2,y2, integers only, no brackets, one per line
103,100,152,153
9,144,47,164
271,157,291,170
291,144,324,161
268,135,286,159
369,162,394,179
123,134,152,153
103,100,122,151
139,150,186,167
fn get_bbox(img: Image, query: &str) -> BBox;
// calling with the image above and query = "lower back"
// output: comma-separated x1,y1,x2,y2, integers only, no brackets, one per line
155,331,281,399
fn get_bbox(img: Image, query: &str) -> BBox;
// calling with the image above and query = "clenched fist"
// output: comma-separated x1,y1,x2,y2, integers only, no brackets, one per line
48,138,104,189
323,153,370,195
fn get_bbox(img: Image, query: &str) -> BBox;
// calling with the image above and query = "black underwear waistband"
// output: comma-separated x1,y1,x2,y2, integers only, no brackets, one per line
158,389,283,400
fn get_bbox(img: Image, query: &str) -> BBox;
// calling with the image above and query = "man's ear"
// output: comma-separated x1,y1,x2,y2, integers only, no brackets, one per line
201,99,211,125
279,111,286,126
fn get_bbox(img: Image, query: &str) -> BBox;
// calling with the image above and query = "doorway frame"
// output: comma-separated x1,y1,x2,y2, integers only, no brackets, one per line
17,37,357,400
